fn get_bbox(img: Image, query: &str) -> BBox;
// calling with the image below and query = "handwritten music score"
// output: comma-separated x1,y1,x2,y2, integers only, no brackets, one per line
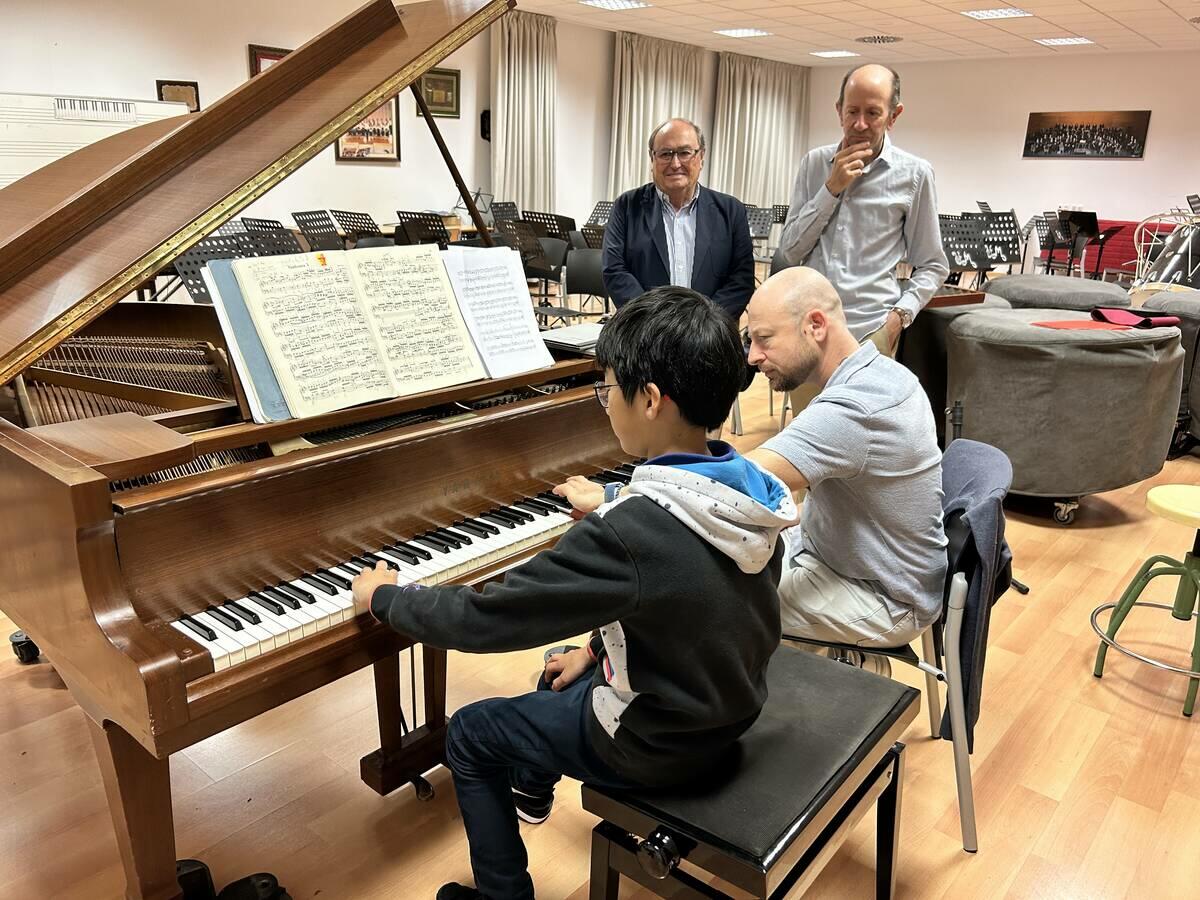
232,253,392,419
348,245,486,395
442,247,555,378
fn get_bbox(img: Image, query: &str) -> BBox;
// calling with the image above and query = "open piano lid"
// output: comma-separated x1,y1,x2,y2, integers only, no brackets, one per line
0,0,512,387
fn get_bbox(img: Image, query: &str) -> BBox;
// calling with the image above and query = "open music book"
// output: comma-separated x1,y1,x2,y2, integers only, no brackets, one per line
205,244,555,423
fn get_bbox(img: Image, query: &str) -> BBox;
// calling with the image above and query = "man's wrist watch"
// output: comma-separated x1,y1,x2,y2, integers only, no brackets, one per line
889,306,913,329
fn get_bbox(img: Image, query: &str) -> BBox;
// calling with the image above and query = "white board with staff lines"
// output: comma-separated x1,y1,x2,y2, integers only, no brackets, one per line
0,91,188,188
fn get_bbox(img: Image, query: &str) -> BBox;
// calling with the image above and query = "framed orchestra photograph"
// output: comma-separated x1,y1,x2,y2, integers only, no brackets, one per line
416,68,461,118
1022,110,1151,159
335,97,400,162
155,79,200,113
248,44,291,77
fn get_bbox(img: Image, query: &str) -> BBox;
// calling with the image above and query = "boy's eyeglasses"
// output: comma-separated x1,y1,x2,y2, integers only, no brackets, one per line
593,382,619,409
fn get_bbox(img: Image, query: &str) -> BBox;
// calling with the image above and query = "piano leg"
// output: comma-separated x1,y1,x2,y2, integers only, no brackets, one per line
88,718,182,900
360,647,449,798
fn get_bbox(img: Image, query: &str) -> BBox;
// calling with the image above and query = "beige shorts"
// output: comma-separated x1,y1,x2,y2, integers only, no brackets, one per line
779,551,922,649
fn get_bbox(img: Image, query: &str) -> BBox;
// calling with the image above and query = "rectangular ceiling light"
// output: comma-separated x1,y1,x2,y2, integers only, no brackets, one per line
811,50,861,58
714,28,772,37
1034,36,1094,45
961,8,1032,19
579,0,652,10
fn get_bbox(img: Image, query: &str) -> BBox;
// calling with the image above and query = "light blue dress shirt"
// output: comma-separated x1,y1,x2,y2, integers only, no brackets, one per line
777,135,949,341
657,184,701,289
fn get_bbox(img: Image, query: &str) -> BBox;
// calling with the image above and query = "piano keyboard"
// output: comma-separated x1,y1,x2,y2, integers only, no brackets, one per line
169,465,638,672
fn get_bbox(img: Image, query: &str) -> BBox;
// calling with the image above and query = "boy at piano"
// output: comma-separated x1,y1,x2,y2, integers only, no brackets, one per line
352,285,797,900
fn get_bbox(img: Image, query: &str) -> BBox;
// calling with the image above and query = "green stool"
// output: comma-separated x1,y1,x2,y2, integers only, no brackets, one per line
1093,484,1200,716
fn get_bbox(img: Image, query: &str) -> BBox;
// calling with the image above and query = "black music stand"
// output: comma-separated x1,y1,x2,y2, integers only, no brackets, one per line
213,220,248,237
1085,225,1124,279
174,235,255,304
491,200,519,223
395,211,451,249
1060,210,1099,276
747,206,774,263
292,210,345,251
1020,216,1039,271
967,209,1022,273
939,214,990,286
1040,210,1074,275
240,228,304,257
582,224,605,250
329,209,383,240
586,200,613,226
241,216,286,232
522,210,576,242
771,203,789,225
452,189,494,229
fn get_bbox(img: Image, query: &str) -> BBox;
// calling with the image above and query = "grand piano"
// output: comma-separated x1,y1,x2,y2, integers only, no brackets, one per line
0,2,628,898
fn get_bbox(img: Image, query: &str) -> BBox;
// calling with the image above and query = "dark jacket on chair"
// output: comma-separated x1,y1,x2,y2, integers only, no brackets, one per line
602,183,756,319
940,439,1013,751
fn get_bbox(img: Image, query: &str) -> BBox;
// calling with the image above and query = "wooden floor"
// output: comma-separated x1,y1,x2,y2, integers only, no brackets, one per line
3,375,1200,900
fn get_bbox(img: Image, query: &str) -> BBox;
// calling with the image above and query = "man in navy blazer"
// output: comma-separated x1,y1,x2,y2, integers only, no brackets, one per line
602,119,755,320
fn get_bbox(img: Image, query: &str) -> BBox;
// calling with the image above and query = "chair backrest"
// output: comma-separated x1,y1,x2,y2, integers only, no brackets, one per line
538,237,568,269
329,209,383,239
353,235,394,249
940,438,1013,598
563,248,607,297
567,230,588,250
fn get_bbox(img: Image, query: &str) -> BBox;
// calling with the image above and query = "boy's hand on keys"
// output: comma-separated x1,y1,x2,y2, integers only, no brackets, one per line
544,646,594,691
554,475,605,516
352,561,399,619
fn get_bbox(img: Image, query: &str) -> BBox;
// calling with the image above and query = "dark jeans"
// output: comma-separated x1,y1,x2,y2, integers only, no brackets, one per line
445,673,633,900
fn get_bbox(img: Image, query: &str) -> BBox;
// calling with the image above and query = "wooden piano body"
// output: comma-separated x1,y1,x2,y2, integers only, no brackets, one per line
0,2,624,898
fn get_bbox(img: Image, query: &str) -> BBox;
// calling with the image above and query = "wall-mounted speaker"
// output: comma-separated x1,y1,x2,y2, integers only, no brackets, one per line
480,109,491,142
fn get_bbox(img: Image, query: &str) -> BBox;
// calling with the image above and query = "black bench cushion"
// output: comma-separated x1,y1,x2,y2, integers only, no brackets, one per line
583,647,918,865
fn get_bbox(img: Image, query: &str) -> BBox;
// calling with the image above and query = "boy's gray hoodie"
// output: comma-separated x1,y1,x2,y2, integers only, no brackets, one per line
372,442,798,785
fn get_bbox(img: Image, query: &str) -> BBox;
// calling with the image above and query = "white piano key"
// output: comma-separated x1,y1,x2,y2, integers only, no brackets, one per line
193,610,259,661
170,618,232,671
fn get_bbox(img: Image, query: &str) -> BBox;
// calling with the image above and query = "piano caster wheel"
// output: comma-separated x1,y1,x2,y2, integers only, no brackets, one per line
177,859,217,900
413,775,435,801
636,827,681,880
9,630,40,664
216,872,292,900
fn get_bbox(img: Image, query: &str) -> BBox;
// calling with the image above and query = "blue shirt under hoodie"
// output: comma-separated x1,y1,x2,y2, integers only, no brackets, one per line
371,442,798,785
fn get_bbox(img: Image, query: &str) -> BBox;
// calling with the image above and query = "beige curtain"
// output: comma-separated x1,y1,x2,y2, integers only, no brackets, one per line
491,10,556,211
607,32,704,199
710,51,809,208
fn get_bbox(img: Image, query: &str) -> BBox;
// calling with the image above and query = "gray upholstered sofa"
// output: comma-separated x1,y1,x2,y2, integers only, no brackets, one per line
984,273,1130,311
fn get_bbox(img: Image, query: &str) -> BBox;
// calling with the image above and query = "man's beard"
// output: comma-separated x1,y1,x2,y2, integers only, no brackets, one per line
764,345,820,393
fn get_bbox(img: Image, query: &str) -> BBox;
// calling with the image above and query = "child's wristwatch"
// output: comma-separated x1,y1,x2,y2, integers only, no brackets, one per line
603,482,623,503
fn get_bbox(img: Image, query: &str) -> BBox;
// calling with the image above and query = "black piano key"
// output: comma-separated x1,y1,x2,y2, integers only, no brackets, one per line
301,573,338,596
500,505,536,523
392,539,433,561
481,512,518,529
414,535,452,553
602,469,632,484
225,601,261,626
339,559,365,574
513,500,550,517
518,497,558,515
431,528,467,547
383,544,422,565
179,614,217,642
586,475,609,486
260,586,300,610
537,492,573,511
460,517,500,536
360,552,398,571
249,593,285,616
487,508,524,526
275,582,316,605
319,569,353,590
616,463,637,475
207,606,243,631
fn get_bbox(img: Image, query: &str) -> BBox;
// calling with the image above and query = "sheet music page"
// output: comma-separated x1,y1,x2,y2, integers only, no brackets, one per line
441,246,556,379
232,252,393,419
346,245,487,395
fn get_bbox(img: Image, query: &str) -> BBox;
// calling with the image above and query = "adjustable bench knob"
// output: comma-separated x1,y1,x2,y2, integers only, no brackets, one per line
636,827,681,880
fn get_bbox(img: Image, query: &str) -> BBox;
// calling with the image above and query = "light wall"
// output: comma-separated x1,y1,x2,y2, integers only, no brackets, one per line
0,0,491,225
806,51,1200,223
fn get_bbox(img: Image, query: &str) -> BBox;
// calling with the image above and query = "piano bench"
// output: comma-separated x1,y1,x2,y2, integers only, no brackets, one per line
582,647,919,900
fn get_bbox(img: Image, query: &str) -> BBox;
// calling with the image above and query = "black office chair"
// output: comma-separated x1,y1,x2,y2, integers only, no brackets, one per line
563,248,610,313
353,235,393,249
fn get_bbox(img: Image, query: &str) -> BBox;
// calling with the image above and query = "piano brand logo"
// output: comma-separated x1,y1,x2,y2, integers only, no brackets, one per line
442,476,481,498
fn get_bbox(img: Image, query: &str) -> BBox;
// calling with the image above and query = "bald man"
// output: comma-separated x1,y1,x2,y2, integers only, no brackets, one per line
745,267,946,650
776,64,948,413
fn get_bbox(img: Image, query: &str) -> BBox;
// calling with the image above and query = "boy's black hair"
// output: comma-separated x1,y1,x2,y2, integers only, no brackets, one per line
595,286,744,431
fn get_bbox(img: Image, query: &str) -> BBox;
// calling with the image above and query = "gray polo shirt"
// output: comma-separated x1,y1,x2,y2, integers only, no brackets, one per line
762,342,947,627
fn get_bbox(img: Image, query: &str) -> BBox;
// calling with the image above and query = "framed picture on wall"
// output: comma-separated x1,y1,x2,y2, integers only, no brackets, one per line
416,68,460,118
1022,110,1151,159
335,97,400,162
248,44,291,77
155,80,200,113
